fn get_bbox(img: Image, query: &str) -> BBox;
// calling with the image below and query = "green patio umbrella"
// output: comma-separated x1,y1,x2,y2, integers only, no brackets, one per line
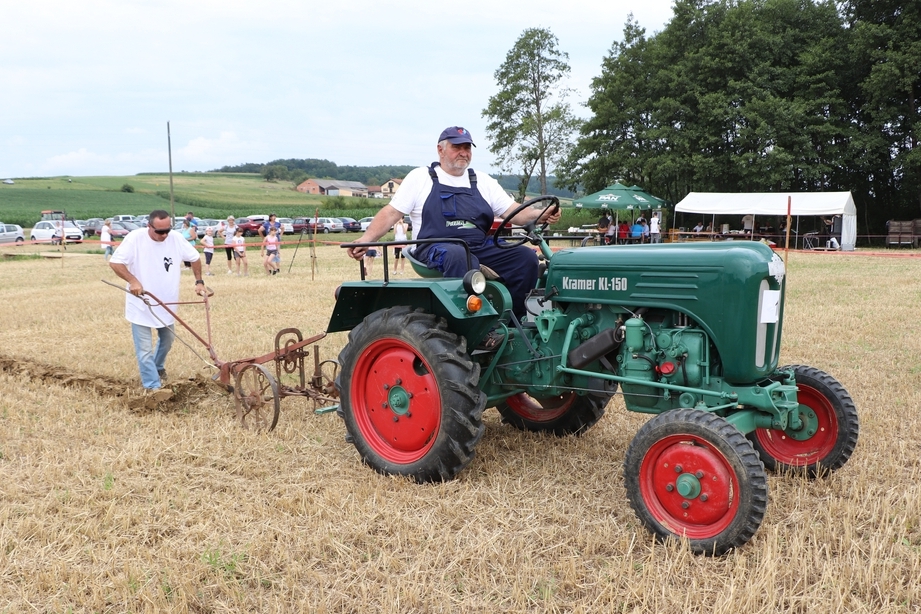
572,182,665,211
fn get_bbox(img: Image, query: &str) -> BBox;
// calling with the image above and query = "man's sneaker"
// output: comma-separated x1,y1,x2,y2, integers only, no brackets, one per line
158,369,167,382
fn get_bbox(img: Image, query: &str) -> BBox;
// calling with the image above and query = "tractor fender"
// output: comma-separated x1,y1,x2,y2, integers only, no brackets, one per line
326,279,510,349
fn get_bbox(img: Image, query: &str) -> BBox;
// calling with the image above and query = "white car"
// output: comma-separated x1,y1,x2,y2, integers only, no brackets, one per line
359,217,374,231
31,220,84,244
276,218,295,234
196,219,222,238
0,223,24,244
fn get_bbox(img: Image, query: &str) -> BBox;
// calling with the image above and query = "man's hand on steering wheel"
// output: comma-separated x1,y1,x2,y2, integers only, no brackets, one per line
494,195,561,249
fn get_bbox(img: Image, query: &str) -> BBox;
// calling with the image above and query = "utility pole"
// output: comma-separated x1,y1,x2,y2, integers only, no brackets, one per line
167,122,175,220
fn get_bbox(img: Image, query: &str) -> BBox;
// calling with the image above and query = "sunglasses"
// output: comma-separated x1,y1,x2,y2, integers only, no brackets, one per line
152,227,171,235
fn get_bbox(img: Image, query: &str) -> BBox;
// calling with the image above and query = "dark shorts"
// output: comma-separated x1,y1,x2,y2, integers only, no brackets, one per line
233,251,245,260
365,249,378,258
394,247,404,258
205,252,213,265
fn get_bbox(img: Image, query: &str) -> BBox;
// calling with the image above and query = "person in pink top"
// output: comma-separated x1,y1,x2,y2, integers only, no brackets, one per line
261,226,281,275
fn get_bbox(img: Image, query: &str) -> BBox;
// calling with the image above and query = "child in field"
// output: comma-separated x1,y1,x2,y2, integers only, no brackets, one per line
363,248,377,277
261,226,280,275
232,227,248,276
201,227,215,275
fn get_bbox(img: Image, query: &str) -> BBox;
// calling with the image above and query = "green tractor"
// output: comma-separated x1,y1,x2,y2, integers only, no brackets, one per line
328,196,858,555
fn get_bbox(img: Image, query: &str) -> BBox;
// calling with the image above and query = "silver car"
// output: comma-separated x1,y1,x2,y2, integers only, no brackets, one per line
0,223,24,244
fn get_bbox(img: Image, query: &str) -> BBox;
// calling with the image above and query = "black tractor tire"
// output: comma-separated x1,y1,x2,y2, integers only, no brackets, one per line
624,408,768,556
336,306,486,483
496,389,612,436
749,364,859,477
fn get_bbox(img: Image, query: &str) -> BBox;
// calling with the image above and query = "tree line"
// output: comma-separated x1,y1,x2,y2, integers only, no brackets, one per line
213,159,415,188
483,1,919,234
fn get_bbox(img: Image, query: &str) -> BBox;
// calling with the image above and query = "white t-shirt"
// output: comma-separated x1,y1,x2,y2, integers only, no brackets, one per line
110,228,201,327
649,216,660,234
389,165,515,233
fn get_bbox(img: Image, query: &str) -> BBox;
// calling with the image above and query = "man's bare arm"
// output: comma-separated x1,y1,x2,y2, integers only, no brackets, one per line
347,205,405,259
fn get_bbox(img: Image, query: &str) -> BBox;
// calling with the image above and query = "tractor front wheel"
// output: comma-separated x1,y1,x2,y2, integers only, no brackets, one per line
749,364,859,477
497,389,611,436
337,307,486,482
625,409,768,556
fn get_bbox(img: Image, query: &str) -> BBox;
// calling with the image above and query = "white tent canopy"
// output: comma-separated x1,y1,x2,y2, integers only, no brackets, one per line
674,192,857,251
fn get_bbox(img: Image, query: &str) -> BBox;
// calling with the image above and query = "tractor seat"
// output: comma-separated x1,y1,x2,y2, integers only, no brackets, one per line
404,248,502,280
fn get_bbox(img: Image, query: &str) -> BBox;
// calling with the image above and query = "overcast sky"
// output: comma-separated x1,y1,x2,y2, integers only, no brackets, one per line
2,0,676,179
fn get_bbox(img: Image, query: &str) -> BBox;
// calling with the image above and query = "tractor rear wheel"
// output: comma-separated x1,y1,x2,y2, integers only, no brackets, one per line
497,389,611,436
337,306,486,482
624,408,768,556
749,364,859,477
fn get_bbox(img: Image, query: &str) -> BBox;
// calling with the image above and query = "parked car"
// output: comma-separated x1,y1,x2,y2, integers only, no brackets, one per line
314,217,344,233
196,219,222,238
276,217,295,234
112,215,137,223
0,223,25,244
292,217,313,234
338,217,361,232
110,220,140,239
83,218,105,235
135,214,150,227
30,220,84,244
359,217,374,231
237,216,269,237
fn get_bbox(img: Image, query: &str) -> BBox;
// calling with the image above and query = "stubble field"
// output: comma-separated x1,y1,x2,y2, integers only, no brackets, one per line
1,243,920,613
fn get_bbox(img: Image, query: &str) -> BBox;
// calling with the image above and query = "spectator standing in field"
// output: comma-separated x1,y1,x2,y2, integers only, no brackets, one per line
261,226,281,275
259,213,282,238
201,227,215,275
219,216,237,274
231,227,248,276
392,217,408,275
180,219,196,270
649,212,661,243
100,219,114,261
185,211,200,231
363,248,378,277
109,209,207,395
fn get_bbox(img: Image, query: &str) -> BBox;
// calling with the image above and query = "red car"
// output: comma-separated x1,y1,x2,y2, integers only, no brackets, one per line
237,216,270,237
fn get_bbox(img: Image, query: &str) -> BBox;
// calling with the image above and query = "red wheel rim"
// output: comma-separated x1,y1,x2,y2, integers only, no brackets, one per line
350,338,441,463
505,392,575,423
638,434,739,539
753,383,838,466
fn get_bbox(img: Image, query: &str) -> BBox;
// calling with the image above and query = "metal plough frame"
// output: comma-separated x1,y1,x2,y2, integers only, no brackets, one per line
104,280,339,431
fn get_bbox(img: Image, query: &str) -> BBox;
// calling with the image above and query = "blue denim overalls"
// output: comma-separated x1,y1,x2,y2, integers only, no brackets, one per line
414,163,538,318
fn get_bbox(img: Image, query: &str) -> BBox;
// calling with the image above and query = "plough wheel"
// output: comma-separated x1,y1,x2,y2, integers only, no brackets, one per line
234,363,281,431
749,364,859,477
337,306,486,483
624,408,768,556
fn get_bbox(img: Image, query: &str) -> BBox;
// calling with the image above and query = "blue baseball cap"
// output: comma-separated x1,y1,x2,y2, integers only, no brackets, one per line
438,126,476,147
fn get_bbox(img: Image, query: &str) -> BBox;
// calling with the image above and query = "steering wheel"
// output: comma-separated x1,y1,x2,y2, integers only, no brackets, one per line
493,195,561,249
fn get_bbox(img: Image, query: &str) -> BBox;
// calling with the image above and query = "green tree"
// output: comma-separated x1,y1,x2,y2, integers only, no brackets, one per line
483,27,581,200
261,164,288,182
844,0,921,218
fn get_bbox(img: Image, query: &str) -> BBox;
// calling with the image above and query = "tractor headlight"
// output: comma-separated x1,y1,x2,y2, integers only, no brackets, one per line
463,270,487,295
